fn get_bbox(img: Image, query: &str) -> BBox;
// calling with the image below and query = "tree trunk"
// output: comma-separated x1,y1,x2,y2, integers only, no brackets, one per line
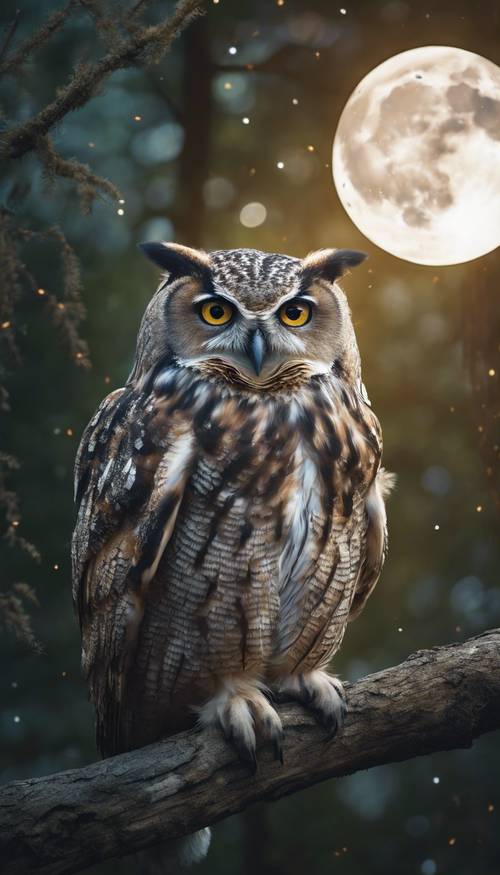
176,16,213,246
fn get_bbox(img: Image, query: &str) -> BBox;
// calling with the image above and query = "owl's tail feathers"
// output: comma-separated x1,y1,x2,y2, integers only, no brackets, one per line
134,828,211,873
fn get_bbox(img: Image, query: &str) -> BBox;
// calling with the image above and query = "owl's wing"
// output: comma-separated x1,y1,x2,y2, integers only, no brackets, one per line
72,385,195,754
348,467,395,622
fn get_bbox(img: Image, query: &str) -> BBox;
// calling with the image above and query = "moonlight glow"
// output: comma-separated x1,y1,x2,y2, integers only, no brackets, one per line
332,46,500,265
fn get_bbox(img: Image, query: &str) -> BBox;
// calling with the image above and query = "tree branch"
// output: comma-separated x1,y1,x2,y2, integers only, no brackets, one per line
0,0,205,160
1,629,499,874
0,3,77,76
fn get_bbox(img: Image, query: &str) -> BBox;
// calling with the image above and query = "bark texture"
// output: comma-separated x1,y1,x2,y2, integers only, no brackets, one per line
1,629,499,875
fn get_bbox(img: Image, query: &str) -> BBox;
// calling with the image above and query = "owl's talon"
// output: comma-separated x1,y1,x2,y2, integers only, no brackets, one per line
267,719,285,764
234,738,257,773
318,709,340,740
299,674,313,706
225,731,257,771
273,734,284,765
278,670,347,736
315,706,337,732
199,678,284,769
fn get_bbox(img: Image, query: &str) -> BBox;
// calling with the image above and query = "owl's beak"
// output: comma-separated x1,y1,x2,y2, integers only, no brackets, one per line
247,329,266,376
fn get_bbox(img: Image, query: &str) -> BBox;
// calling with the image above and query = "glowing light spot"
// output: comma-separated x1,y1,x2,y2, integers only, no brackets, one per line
88,142,95,148
432,776,440,784
104,375,111,384
307,144,315,152
11,520,20,528
37,288,46,296
13,715,20,724
240,202,267,228
277,0,285,5
117,208,125,216
315,51,320,58
203,176,237,209
1,321,11,329
488,803,495,813
228,46,237,55
57,303,65,310
249,167,256,176
340,7,347,13
476,505,483,512
434,524,440,531
242,116,250,125
66,428,74,437
133,115,142,122
53,564,59,571
277,161,285,169
292,97,299,105
224,81,232,90
397,627,403,632
118,199,125,204
448,837,456,846
488,368,496,376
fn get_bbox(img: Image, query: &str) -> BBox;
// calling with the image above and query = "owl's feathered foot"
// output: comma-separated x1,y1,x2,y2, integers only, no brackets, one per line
198,678,284,771
278,670,347,737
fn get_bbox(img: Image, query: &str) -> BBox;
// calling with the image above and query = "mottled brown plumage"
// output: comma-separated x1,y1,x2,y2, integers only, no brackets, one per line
72,242,392,861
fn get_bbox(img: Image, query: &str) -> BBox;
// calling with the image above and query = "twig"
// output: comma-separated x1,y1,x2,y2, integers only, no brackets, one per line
144,69,185,125
37,133,121,211
0,9,21,65
0,2,78,76
126,0,154,24
15,222,91,367
78,0,122,47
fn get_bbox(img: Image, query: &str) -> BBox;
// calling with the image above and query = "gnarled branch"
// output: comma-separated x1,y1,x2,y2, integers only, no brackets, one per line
1,629,499,874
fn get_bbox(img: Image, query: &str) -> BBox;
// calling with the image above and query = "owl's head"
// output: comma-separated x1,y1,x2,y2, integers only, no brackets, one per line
132,243,367,391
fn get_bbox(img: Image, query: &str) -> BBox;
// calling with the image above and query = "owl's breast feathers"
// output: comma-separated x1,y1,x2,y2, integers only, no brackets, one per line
72,365,385,754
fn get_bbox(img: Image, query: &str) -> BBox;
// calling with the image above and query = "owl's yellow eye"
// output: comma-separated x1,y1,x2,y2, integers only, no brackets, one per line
200,299,233,326
279,299,312,327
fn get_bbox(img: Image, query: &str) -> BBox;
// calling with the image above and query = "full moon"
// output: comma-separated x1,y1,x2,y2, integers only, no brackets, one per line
332,46,500,265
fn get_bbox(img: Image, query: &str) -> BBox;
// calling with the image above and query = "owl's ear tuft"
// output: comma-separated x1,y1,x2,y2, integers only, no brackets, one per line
138,241,211,282
301,248,367,284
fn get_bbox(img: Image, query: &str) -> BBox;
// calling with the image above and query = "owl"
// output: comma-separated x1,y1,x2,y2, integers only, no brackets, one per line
72,243,392,861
